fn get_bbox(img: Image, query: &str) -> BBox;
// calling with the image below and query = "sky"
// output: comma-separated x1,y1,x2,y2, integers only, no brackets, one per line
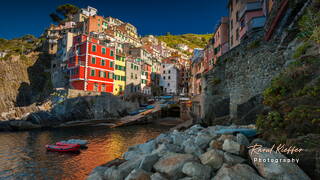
0,0,228,39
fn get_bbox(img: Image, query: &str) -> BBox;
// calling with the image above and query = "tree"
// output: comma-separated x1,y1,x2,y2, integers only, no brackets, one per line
50,4,79,23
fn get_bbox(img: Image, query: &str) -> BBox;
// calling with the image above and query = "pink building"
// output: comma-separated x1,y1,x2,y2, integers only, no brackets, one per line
213,16,229,65
228,0,266,49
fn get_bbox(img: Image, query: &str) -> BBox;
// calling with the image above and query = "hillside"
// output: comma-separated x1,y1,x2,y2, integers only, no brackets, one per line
157,33,213,54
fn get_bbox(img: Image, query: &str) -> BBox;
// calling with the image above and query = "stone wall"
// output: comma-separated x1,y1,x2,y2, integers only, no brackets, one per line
201,32,287,125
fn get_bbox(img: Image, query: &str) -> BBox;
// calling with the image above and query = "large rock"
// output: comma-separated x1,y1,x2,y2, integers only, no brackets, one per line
183,138,204,157
139,154,160,171
104,157,143,180
152,143,183,157
155,133,173,145
150,172,168,180
223,152,246,165
209,139,223,150
249,148,311,180
194,133,213,149
222,139,243,155
87,172,104,180
249,138,273,148
182,162,212,180
236,133,250,147
139,140,156,154
213,163,265,180
153,153,198,179
199,149,224,170
125,168,151,180
124,150,145,160
172,130,187,146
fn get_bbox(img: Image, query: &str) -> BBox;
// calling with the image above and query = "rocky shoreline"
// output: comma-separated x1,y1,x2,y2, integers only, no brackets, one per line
87,124,310,180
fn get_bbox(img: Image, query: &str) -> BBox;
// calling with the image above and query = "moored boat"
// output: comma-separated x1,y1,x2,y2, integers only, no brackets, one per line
45,144,80,152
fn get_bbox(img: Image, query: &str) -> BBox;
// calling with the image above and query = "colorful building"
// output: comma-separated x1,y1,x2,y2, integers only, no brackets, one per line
213,16,229,64
113,45,126,95
67,34,115,93
125,58,142,94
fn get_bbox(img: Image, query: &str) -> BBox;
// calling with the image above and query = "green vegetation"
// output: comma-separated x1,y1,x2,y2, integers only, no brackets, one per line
208,77,221,86
257,42,320,141
292,42,312,59
50,4,79,23
0,35,41,60
157,33,213,54
298,0,320,43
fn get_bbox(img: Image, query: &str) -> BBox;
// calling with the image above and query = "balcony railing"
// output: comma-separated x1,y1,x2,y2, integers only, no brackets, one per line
248,16,266,30
239,2,262,19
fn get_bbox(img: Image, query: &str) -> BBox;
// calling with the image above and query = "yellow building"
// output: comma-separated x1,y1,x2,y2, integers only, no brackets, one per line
113,52,126,95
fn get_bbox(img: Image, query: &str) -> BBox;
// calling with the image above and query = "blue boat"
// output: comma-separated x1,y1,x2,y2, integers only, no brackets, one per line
146,105,155,109
140,104,148,107
215,128,257,137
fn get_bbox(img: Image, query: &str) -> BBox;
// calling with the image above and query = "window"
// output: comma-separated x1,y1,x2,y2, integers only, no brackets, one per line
110,50,114,56
94,83,98,91
163,76,166,80
91,57,96,64
168,70,171,74
103,71,107,78
101,59,106,66
100,71,104,77
121,76,126,81
102,48,106,54
101,84,106,92
110,61,114,68
236,28,239,41
108,72,113,79
90,69,95,76
131,73,133,79
135,74,137,79
167,83,170,87
92,45,96,52
163,70,165,74
168,76,171,79
131,64,133,69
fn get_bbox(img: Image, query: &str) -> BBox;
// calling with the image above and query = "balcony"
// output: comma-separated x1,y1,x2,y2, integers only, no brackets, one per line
239,2,262,19
248,16,266,31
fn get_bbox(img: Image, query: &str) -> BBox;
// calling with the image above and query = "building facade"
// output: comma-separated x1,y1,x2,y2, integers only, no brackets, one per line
125,58,142,94
67,34,115,93
160,63,179,95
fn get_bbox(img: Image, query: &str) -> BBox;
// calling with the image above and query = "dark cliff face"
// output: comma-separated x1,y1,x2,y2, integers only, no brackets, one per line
0,37,53,120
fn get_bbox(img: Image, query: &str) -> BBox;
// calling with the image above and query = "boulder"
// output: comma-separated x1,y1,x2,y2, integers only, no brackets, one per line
139,140,156,154
172,131,187,146
249,138,273,148
218,134,236,142
194,133,213,149
150,172,168,180
249,148,311,180
155,133,173,145
87,172,104,180
183,138,204,156
199,149,224,170
125,168,151,180
222,139,244,155
236,133,250,147
182,162,212,180
124,150,145,160
223,152,246,165
153,153,198,179
213,163,265,180
209,139,223,150
104,157,143,179
139,154,160,171
152,143,183,157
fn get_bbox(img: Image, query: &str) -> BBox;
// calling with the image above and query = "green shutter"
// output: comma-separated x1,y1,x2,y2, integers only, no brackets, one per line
92,45,96,52
110,50,114,56
102,48,106,54
110,61,114,68
92,57,96,64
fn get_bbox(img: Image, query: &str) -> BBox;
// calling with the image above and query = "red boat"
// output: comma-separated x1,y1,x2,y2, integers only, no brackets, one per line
45,144,80,152
55,142,81,148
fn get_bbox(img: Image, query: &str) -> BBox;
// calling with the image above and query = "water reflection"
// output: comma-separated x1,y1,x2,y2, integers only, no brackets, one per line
0,124,170,180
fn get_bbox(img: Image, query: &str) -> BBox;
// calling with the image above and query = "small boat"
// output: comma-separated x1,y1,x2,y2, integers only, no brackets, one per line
141,109,153,115
145,105,155,109
56,142,80,148
45,144,80,152
57,139,88,148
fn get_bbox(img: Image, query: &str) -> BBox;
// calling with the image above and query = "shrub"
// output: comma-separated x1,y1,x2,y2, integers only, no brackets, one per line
292,42,311,59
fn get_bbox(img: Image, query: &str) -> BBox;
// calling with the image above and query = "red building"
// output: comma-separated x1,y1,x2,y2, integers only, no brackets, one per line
68,34,115,93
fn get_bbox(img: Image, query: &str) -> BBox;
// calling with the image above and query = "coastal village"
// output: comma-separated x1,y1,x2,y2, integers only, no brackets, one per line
0,0,320,179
